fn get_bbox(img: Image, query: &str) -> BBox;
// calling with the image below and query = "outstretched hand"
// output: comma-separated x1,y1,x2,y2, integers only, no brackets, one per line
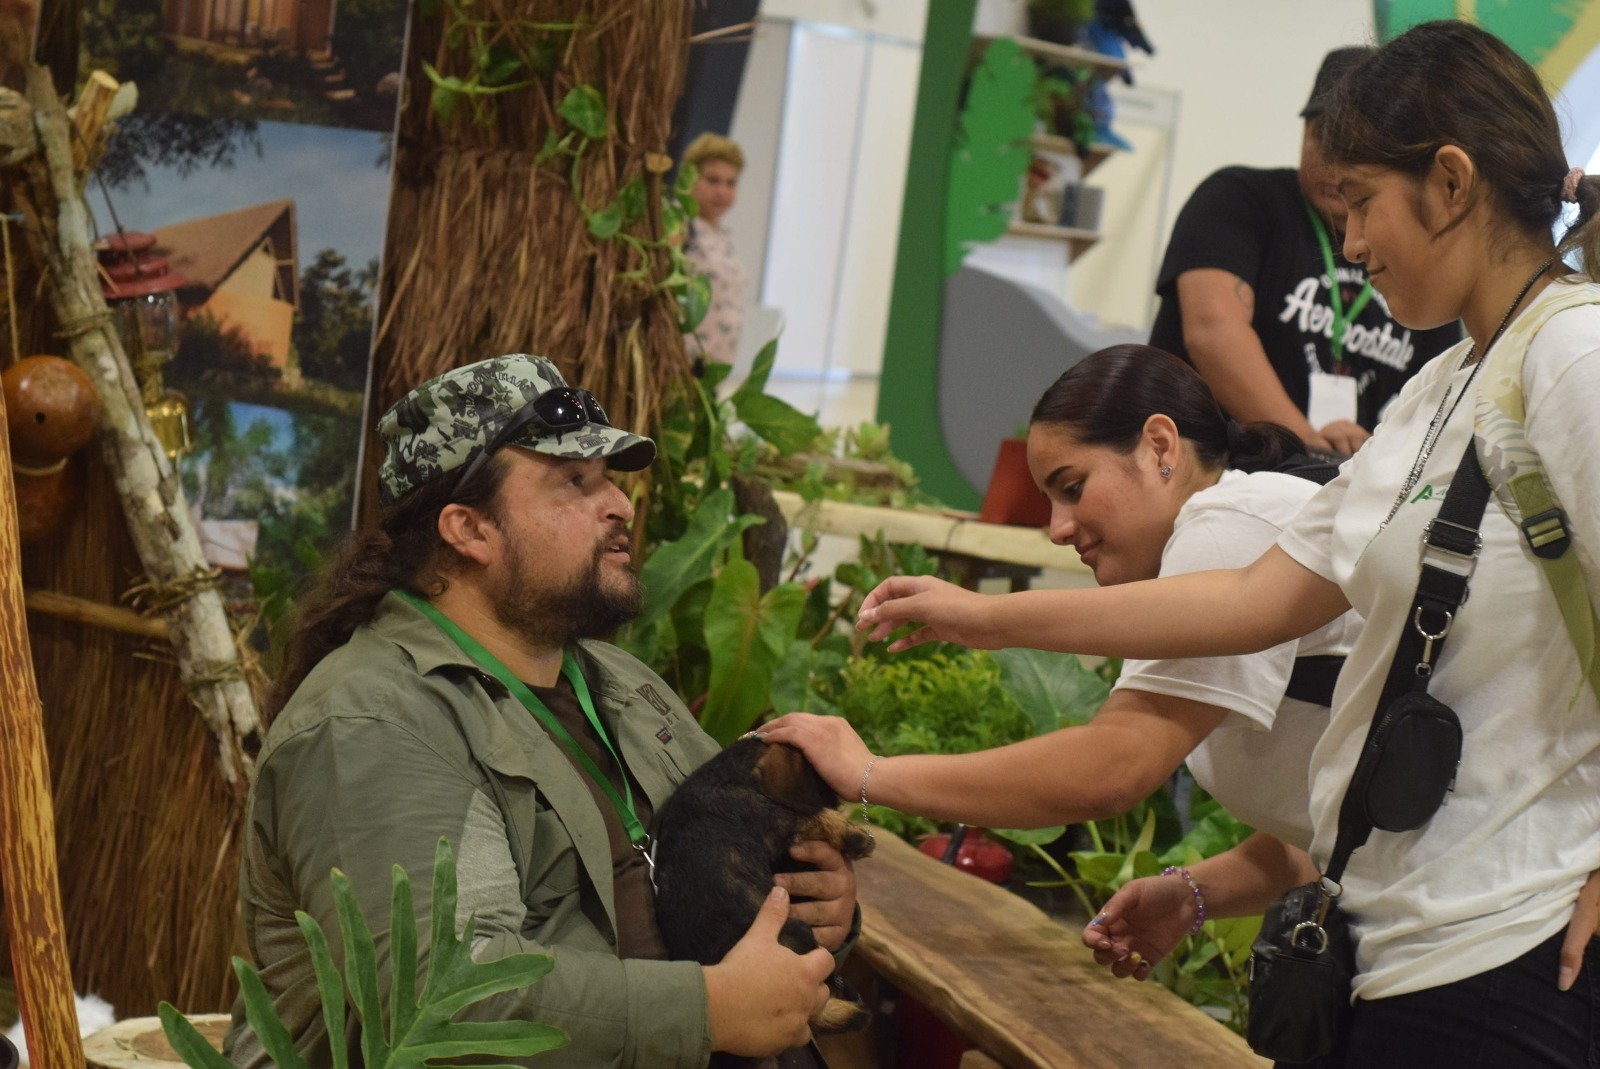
757,713,873,802
1080,875,1198,981
856,575,996,651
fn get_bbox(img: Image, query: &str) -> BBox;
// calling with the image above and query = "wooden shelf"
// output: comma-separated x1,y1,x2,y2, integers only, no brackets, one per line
1004,220,1101,262
1029,132,1120,177
771,491,1089,577
973,33,1131,79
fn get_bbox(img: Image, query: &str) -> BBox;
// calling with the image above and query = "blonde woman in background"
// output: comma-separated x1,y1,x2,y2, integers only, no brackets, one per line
681,133,746,366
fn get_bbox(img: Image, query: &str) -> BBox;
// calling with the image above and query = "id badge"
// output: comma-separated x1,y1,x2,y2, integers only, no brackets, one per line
1307,371,1358,430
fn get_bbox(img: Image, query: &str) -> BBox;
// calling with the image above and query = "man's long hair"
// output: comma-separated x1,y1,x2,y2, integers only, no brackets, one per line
267,456,510,719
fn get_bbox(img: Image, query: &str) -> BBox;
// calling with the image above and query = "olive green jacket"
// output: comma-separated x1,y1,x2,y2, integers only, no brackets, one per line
227,592,724,1069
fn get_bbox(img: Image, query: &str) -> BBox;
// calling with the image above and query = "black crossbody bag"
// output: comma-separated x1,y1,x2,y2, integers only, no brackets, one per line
1246,442,1492,1064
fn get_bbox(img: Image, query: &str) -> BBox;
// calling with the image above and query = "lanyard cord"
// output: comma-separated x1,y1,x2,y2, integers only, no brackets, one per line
394,590,651,848
1305,201,1374,371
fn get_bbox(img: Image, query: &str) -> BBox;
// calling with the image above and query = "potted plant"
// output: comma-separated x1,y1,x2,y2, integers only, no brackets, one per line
1026,0,1097,46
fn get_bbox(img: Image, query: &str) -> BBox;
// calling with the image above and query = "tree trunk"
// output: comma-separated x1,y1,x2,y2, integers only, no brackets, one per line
0,290,83,1069
365,0,696,519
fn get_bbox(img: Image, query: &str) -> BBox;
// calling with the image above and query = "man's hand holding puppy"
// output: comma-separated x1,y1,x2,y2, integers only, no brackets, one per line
705,886,836,1056
779,840,859,952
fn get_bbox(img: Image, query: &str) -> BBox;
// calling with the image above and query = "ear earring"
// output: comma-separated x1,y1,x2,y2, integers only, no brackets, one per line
1159,465,1173,480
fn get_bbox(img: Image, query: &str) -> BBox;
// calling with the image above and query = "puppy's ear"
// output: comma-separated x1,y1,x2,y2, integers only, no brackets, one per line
753,742,816,810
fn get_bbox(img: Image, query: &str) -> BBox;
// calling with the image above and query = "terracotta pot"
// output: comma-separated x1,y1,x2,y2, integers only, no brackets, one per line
978,436,1051,528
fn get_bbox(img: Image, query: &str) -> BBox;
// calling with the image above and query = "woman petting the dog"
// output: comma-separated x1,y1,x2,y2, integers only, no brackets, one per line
785,20,1600,1066
766,343,1356,862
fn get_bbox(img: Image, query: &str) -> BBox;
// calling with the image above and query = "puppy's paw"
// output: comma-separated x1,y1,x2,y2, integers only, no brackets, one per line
811,994,871,1035
839,825,875,860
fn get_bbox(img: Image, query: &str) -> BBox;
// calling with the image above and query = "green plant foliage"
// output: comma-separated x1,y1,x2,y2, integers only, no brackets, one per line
699,559,810,744
158,839,565,1069
729,340,824,455
945,37,1037,275
1015,794,1259,1033
990,646,1109,734
556,85,609,139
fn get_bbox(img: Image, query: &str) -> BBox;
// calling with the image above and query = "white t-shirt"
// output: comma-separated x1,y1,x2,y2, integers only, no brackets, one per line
1115,469,1362,849
1278,280,1600,1000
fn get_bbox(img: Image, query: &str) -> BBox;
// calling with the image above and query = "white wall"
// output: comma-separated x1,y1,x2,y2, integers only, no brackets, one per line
735,0,1380,383
1066,0,1376,331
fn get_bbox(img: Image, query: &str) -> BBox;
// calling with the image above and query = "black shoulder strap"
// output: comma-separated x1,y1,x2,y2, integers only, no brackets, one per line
1324,442,1492,886
1285,655,1344,707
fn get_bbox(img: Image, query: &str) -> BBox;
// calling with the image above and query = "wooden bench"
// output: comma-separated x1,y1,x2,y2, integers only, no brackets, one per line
845,832,1267,1068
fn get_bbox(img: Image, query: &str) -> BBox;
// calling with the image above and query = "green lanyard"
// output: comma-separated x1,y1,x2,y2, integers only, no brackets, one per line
395,590,651,851
1305,200,1374,371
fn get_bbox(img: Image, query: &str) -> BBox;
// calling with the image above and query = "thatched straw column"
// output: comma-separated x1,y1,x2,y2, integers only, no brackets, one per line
367,0,696,511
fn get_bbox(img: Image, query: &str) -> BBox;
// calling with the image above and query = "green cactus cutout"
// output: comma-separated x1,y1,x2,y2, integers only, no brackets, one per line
945,37,1039,276
158,838,567,1069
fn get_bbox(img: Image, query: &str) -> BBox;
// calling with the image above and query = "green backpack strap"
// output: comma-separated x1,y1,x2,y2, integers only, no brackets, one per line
1475,280,1600,706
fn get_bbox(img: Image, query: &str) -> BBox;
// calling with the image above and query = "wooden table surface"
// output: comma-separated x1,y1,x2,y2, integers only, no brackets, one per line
853,833,1268,1069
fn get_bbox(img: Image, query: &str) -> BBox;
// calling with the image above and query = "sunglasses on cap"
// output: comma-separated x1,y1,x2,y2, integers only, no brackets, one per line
454,386,612,490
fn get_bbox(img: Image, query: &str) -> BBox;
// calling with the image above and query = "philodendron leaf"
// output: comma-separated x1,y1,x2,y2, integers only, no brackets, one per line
631,486,762,634
157,1004,234,1069
558,84,608,138
991,647,1109,733
700,561,809,743
728,340,822,454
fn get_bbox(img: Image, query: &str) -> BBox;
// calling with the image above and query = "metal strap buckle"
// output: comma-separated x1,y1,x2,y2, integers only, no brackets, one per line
1419,517,1483,580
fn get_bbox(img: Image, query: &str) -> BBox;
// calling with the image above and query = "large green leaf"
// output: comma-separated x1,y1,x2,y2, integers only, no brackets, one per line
729,337,779,399
732,393,822,456
727,337,822,457
632,487,762,634
233,958,311,1069
945,37,1037,276
700,560,809,743
991,646,1109,733
297,912,349,1069
157,1004,235,1069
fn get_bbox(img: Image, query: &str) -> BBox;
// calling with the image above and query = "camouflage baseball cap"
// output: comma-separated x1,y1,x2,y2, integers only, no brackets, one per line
377,354,655,504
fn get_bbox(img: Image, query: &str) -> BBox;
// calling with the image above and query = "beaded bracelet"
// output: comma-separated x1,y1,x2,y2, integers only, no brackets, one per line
1162,865,1207,935
858,754,882,824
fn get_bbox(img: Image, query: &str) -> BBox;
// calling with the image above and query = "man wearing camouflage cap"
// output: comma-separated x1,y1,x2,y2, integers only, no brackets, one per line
227,354,856,1069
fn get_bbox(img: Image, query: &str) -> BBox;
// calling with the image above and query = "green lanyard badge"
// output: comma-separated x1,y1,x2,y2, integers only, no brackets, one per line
1305,200,1374,372
394,590,653,854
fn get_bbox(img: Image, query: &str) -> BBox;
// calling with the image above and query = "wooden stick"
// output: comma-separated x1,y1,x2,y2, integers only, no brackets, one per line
23,589,169,640
66,71,118,175
15,64,261,785
0,311,84,1069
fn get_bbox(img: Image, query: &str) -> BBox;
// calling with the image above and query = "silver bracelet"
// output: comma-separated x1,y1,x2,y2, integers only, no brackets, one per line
858,755,882,823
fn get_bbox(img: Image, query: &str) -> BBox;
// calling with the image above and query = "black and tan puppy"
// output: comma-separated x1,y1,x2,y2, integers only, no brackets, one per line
652,737,876,1065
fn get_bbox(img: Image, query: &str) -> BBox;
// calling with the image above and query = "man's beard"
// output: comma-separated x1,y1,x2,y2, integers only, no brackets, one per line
492,534,643,646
